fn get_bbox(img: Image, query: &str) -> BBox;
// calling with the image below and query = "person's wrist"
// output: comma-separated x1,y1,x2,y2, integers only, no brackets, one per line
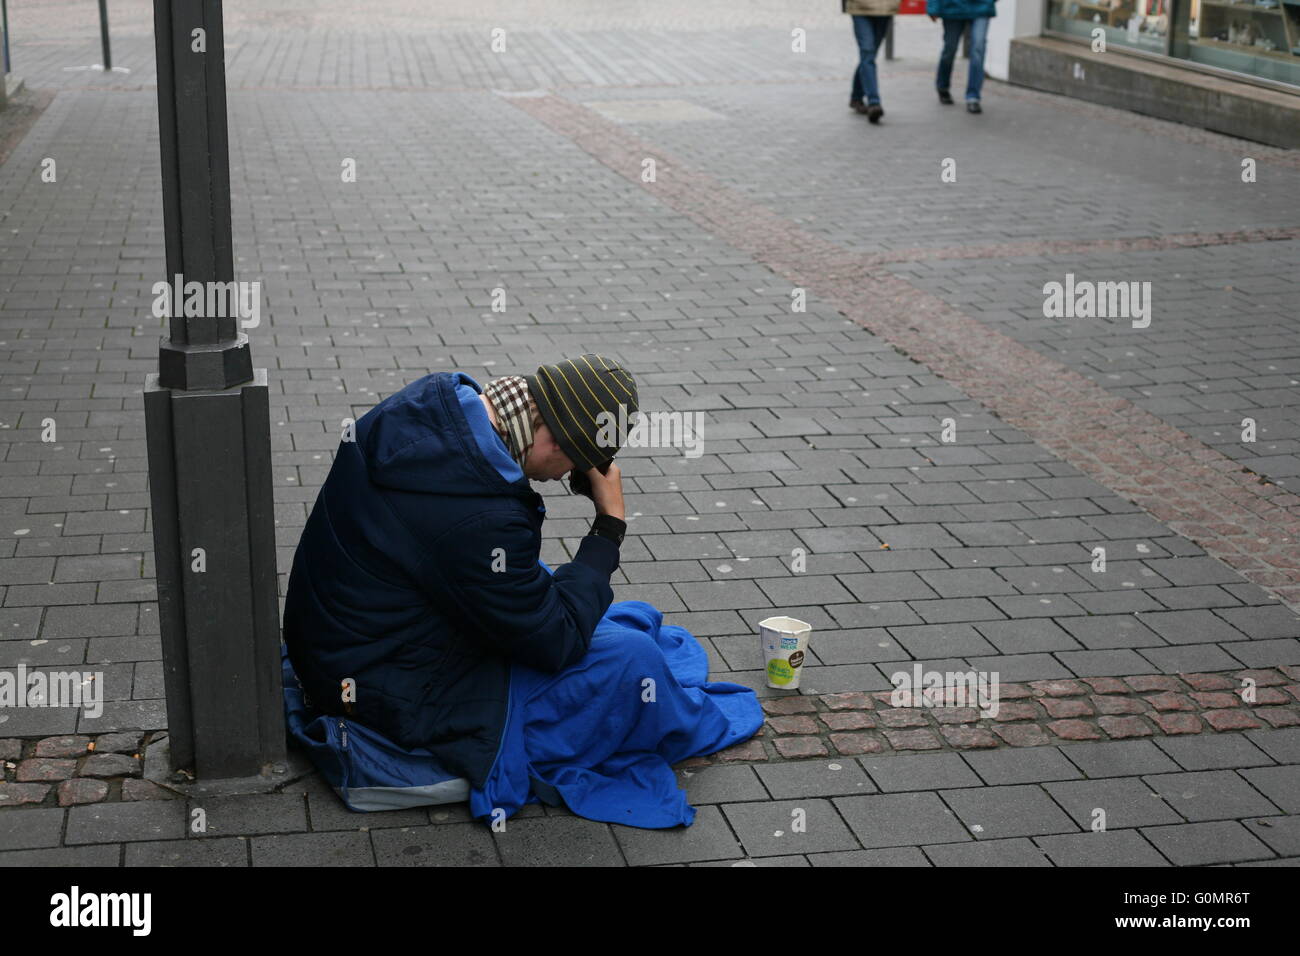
589,513,627,546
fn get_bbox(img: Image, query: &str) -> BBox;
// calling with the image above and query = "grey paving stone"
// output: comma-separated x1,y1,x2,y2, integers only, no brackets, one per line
188,793,308,838
492,817,624,866
808,628,901,664
721,798,859,858
125,837,250,867
918,568,1018,598
1146,585,1241,611
974,618,1080,653
1154,734,1275,771
962,747,1084,785
251,830,376,867
1213,604,1300,639
1045,777,1183,829
797,663,892,694
612,805,742,866
807,846,932,866
838,571,937,603
964,652,1075,682
1246,729,1300,764
1143,771,1284,822
1059,740,1184,778
1057,615,1164,649
753,759,876,799
0,807,64,850
923,837,1052,866
939,784,1080,840
1242,816,1300,857
1141,609,1248,645
426,801,547,825
1139,643,1245,674
0,844,121,867
676,764,768,805
1057,649,1157,677
757,575,855,606
1034,829,1171,866
1222,638,1300,667
1141,821,1276,866
909,597,1006,624
991,594,1088,618
303,787,433,831
1239,766,1300,814
888,623,997,658
0,706,77,736
1071,590,1164,615
861,752,984,792
371,822,499,867
1143,557,1243,587
833,792,971,848
998,565,1095,594
828,602,923,628
65,800,187,844
39,603,139,638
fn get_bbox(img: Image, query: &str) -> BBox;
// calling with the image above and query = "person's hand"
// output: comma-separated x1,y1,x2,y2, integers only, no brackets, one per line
585,462,624,521
929,13,938,20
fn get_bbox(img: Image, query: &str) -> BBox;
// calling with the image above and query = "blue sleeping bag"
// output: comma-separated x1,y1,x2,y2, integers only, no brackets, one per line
283,596,763,828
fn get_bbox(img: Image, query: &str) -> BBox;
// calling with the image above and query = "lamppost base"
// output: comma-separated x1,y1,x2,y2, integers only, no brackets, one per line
144,368,286,779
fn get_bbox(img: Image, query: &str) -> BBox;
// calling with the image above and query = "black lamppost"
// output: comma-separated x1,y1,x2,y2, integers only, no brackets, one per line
143,0,285,778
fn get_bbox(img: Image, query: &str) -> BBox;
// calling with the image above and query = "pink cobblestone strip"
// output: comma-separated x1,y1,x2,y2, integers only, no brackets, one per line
694,666,1300,765
510,93,1300,611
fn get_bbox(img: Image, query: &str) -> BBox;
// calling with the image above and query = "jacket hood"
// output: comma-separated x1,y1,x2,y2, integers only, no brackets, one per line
357,371,531,498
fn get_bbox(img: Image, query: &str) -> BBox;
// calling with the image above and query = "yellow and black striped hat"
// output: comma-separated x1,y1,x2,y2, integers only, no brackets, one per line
525,354,639,473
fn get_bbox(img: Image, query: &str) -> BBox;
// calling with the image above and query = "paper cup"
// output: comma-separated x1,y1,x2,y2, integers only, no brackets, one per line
759,616,812,690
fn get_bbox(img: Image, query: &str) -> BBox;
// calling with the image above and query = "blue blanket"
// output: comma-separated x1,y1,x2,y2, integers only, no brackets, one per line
471,600,763,829
283,600,763,829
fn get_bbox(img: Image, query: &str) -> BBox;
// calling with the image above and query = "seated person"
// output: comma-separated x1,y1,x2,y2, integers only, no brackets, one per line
283,353,761,827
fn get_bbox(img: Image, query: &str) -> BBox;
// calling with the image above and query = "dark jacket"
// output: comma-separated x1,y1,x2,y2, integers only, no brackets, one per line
926,0,996,18
283,371,620,789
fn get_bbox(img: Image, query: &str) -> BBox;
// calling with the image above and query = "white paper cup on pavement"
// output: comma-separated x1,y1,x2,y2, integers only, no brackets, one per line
759,616,812,690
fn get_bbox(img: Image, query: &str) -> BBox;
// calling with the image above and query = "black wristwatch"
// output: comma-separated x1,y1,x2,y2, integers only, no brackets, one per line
588,513,627,547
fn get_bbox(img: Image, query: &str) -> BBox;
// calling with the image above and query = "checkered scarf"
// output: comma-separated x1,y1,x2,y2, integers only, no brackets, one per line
482,375,536,473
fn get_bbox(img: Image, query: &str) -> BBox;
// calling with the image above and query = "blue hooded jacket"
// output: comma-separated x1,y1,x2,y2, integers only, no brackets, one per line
282,370,620,790
926,0,996,19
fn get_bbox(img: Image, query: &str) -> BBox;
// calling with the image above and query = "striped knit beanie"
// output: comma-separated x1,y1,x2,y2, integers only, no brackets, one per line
525,354,639,473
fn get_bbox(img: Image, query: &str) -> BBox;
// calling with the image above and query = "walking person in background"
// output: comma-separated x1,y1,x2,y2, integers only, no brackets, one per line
928,0,996,113
844,0,901,124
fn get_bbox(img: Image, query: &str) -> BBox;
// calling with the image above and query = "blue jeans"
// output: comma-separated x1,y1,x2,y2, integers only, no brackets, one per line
850,15,892,106
937,16,990,102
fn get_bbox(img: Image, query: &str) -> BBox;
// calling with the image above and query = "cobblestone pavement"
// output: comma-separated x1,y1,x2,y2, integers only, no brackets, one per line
0,1,1298,865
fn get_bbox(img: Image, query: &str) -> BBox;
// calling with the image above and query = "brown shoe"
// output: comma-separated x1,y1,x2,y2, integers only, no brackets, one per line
866,104,884,124
850,100,870,115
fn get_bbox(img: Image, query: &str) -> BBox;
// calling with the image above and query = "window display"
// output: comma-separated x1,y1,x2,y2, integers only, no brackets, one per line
1045,0,1300,86
1185,0,1300,83
1047,0,1170,52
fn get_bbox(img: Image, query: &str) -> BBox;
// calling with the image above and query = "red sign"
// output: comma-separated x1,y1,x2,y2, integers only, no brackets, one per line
899,0,928,12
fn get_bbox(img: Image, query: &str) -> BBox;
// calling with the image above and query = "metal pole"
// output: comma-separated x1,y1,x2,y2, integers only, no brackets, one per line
2,0,11,74
99,0,111,71
144,0,284,779
885,16,895,61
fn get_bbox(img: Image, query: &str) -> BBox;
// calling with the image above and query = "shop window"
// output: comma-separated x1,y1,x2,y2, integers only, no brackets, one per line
1047,0,1171,52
